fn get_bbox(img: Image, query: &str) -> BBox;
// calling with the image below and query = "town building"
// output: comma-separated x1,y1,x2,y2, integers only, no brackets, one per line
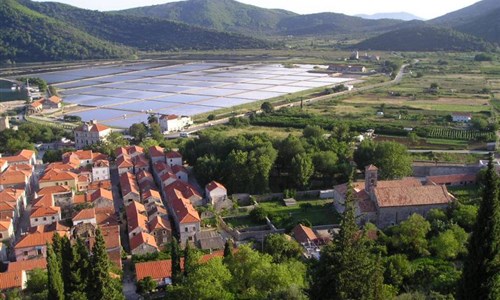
333,165,456,228
159,115,192,133
451,112,472,122
74,121,111,149
328,64,367,73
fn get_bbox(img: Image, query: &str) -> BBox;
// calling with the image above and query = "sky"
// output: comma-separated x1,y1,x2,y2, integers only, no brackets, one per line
33,0,482,20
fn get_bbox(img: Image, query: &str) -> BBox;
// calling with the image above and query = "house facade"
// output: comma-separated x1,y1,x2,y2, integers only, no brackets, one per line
74,121,111,149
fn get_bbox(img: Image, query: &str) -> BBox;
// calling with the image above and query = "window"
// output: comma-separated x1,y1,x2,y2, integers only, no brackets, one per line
185,228,188,232
52,216,55,220
0,233,3,239
37,249,42,255
35,218,38,222
43,217,47,221
24,251,28,256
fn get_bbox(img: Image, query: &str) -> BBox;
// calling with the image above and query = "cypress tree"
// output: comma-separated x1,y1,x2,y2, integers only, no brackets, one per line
88,229,124,300
310,178,383,299
223,239,234,260
52,233,63,270
171,237,181,285
459,157,500,299
47,243,64,300
183,241,197,278
75,238,90,296
61,236,87,299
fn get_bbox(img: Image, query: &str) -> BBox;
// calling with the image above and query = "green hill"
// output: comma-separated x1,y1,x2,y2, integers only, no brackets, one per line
354,26,495,52
0,0,134,62
118,0,296,35
277,12,404,36
455,7,500,44
20,0,271,52
430,0,500,27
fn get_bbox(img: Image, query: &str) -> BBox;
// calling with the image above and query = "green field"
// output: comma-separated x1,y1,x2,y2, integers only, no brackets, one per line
259,199,340,228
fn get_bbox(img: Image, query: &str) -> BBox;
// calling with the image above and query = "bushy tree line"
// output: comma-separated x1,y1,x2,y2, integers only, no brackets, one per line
0,123,69,154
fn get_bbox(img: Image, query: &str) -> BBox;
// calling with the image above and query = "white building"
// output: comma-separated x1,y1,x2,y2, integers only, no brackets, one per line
159,115,192,133
205,181,227,206
92,159,110,182
452,112,472,122
74,121,111,149
30,206,61,227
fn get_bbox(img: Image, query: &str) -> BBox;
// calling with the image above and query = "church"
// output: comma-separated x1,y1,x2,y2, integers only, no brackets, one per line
333,165,456,228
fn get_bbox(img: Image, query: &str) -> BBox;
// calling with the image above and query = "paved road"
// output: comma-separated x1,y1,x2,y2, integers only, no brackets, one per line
165,63,412,139
408,149,491,154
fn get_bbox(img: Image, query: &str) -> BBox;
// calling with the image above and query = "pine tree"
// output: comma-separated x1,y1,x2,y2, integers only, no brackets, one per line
459,157,500,299
310,178,383,299
47,243,64,300
88,229,124,300
171,237,182,285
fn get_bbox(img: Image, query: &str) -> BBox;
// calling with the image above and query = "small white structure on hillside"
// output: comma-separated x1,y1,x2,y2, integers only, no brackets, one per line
451,112,472,123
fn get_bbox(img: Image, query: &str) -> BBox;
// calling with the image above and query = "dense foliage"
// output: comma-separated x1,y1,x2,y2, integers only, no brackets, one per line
0,123,69,154
182,125,353,193
0,0,133,62
18,0,272,53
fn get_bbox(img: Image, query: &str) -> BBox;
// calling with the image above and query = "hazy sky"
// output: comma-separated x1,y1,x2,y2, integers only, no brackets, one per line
33,0,481,19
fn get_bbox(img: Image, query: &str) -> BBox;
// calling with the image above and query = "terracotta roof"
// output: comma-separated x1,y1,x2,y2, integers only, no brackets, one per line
136,170,154,183
133,155,149,168
143,189,161,200
166,180,201,200
37,185,71,196
40,169,78,182
88,180,112,191
91,124,110,132
15,231,65,249
172,165,187,174
48,95,62,103
94,159,110,167
7,258,47,272
135,250,224,281
0,271,25,290
165,151,182,159
374,185,455,208
0,219,12,231
43,222,70,234
3,150,35,163
73,208,96,222
148,216,171,231
130,232,158,252
95,207,118,226
293,224,318,244
64,150,93,161
169,191,200,224
101,225,121,249
149,146,165,158
160,114,179,121
0,169,28,186
78,174,90,184
126,201,148,232
452,112,472,117
426,174,477,185
358,199,377,213
73,194,88,204
90,188,113,203
120,172,140,196
117,156,134,168
30,100,43,108
206,181,226,192
0,188,24,202
30,206,60,218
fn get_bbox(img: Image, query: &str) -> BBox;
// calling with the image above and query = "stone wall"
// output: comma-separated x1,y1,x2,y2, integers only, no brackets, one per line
412,165,481,177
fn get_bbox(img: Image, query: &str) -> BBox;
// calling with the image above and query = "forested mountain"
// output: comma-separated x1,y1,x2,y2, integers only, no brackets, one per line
0,0,271,63
276,12,404,36
0,0,134,62
429,0,500,27
455,8,500,44
354,26,495,52
118,0,405,36
117,0,297,35
20,0,271,51
355,12,423,21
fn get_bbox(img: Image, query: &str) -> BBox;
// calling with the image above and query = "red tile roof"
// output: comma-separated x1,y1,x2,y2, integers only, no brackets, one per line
90,188,113,203
88,180,112,191
48,96,62,104
135,250,224,281
130,232,158,252
0,219,12,231
293,224,318,244
149,146,165,158
15,231,66,249
0,271,24,290
40,169,78,182
37,185,71,196
126,202,148,232
148,216,171,231
3,150,35,163
374,185,455,208
206,181,226,192
165,151,182,159
30,206,60,218
7,258,47,272
73,208,96,222
169,191,200,224
160,114,179,121
426,174,477,185
120,172,140,196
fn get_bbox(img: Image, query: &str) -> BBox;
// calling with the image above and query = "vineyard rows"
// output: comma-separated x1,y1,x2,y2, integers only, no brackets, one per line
427,128,494,141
